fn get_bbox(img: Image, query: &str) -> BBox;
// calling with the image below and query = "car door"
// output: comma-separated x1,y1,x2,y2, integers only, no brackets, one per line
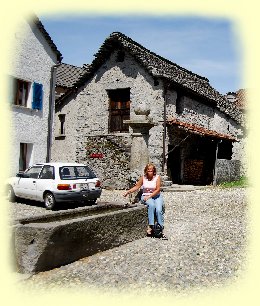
36,165,55,201
17,166,43,200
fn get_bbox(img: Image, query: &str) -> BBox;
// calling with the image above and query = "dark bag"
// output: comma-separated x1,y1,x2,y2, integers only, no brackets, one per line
153,222,163,238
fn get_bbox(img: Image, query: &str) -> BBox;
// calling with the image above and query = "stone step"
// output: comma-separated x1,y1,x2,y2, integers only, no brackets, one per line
161,184,211,192
162,180,173,187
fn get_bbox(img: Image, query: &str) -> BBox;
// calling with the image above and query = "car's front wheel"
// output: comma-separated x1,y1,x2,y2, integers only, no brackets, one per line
44,192,56,210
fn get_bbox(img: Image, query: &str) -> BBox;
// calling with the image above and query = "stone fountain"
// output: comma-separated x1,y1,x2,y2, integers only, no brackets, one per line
12,202,147,273
124,103,155,180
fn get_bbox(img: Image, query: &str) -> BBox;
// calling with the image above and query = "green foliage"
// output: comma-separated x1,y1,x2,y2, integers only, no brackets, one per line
217,176,248,188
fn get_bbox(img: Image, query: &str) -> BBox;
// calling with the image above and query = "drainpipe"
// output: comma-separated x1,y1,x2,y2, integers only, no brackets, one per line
46,65,58,163
162,82,168,173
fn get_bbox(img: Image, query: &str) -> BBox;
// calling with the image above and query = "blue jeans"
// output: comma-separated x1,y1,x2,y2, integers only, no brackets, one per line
141,193,165,227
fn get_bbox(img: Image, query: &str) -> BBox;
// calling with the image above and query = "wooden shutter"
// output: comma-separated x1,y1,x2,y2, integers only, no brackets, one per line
32,82,43,110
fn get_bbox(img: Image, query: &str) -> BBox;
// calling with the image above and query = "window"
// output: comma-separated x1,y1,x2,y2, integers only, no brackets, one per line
10,76,43,110
24,166,43,179
14,79,31,107
154,78,159,86
176,90,184,114
58,114,66,135
39,166,55,179
116,50,125,62
19,143,33,172
217,140,233,160
108,88,130,132
59,166,95,180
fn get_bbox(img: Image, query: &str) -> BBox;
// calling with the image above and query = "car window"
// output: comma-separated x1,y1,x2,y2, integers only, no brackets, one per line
24,166,43,179
60,166,95,180
39,166,55,179
60,167,75,179
76,166,95,179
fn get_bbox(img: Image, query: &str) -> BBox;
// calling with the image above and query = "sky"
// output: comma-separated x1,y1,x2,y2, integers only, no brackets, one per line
40,15,242,95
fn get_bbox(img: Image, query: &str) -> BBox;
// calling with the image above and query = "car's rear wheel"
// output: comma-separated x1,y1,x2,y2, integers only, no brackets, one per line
7,185,16,202
44,192,56,210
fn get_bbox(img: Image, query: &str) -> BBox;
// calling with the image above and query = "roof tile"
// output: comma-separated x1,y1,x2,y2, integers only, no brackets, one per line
167,117,237,141
56,63,88,88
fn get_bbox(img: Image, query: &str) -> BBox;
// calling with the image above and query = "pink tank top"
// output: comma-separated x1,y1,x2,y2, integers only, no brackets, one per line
142,174,159,195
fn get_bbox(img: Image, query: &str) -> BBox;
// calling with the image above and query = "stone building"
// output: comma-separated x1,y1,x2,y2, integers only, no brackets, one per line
9,15,62,175
51,32,245,188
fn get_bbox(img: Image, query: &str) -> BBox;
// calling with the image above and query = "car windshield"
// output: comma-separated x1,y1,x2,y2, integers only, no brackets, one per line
59,166,96,180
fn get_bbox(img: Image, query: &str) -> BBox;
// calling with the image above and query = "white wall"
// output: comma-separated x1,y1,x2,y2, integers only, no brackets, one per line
9,17,58,175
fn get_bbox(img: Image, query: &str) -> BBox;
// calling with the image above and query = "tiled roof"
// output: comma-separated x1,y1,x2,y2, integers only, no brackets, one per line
31,14,63,63
56,32,243,125
56,63,88,88
167,117,237,141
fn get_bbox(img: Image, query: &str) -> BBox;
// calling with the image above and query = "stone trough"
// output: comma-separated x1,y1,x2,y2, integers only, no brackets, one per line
12,202,147,274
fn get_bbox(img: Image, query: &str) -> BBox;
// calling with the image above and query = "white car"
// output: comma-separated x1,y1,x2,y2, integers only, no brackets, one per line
7,162,102,210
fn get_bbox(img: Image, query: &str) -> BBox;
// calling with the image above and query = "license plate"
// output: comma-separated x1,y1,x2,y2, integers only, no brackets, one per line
88,183,95,190
80,183,89,190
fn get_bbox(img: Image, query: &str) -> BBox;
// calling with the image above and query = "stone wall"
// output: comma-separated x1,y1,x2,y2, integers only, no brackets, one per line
76,134,132,189
215,159,241,184
51,94,80,162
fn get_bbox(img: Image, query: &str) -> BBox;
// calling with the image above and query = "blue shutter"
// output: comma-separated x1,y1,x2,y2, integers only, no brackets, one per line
32,82,43,110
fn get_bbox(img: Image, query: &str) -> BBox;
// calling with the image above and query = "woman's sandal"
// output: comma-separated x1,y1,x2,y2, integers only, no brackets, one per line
146,228,153,236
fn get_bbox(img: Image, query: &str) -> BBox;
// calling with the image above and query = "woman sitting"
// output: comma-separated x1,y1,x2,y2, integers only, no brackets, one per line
123,163,166,238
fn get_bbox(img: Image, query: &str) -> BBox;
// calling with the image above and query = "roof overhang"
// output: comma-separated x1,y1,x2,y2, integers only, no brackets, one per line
167,118,237,142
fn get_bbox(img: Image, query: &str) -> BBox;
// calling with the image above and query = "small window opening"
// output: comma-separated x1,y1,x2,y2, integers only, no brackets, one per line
116,50,125,62
58,114,66,135
176,90,183,114
217,140,233,160
154,78,159,86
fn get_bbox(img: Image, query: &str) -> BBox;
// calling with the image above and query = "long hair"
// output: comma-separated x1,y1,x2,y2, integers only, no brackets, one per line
144,163,157,176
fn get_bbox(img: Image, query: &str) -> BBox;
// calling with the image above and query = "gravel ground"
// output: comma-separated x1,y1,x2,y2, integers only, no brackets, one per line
11,187,248,296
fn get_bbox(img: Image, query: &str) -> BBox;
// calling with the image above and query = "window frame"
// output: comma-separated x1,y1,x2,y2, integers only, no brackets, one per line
14,78,32,107
10,76,43,110
107,88,130,133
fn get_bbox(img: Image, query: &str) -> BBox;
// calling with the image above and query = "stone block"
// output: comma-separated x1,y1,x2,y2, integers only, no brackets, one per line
13,203,147,274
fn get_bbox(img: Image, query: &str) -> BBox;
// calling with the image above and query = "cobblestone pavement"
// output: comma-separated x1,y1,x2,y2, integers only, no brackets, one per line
11,187,248,296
